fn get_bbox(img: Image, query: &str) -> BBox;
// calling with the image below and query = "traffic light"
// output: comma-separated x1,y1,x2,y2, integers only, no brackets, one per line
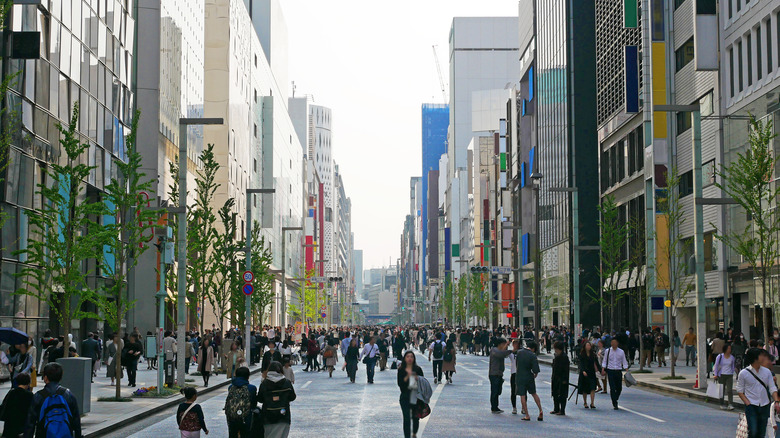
508,302,514,312
470,266,489,274
328,276,344,282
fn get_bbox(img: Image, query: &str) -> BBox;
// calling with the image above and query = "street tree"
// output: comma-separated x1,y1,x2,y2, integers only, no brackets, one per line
626,215,651,371
96,110,157,398
468,273,489,326
207,198,239,332
16,105,109,355
286,269,320,326
715,116,780,343
232,223,274,328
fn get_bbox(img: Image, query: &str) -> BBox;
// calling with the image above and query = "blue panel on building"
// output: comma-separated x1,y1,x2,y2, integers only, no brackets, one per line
528,66,534,101
522,233,530,265
103,199,116,275
421,104,449,286
520,162,527,188
650,296,665,310
444,227,451,272
625,46,639,113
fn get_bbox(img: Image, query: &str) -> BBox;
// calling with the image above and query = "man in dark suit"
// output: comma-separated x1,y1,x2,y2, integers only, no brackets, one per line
81,332,99,382
516,341,543,421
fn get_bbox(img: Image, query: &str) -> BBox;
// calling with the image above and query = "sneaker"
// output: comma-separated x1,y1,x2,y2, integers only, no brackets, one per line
727,405,735,411
512,408,517,415
720,405,728,410
491,409,504,414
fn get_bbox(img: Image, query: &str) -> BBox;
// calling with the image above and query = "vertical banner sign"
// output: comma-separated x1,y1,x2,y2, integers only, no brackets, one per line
624,0,638,28
625,46,640,113
694,0,718,70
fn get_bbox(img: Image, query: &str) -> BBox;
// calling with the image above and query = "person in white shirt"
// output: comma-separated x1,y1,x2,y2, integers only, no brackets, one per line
601,338,629,410
360,337,380,384
427,334,445,384
737,348,780,438
713,343,736,410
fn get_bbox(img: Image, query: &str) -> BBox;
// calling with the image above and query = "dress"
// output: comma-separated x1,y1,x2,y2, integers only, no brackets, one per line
577,352,601,394
442,348,456,373
106,339,123,379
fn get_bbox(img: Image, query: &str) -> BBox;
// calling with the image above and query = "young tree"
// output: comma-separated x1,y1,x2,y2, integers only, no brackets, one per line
715,116,780,343
188,145,220,331
231,224,274,329
286,269,320,327
586,195,629,332
16,105,108,355
627,215,650,371
207,198,239,332
468,273,489,326
96,110,156,398
657,168,695,378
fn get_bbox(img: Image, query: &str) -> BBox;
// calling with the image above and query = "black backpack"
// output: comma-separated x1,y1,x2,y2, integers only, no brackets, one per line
443,347,453,362
433,341,443,360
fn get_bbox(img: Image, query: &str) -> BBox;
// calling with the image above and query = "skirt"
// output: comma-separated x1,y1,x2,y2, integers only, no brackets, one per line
264,423,290,438
577,372,598,394
180,430,200,438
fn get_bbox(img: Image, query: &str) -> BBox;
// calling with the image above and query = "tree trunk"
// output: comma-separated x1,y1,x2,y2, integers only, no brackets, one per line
114,332,122,399
670,298,676,378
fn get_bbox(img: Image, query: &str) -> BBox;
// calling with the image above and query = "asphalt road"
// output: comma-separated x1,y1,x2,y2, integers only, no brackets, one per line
108,349,738,438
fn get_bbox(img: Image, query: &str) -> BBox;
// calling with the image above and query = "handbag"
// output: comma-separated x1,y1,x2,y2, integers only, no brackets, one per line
413,401,431,419
735,412,748,438
323,349,334,359
705,378,723,399
623,371,637,387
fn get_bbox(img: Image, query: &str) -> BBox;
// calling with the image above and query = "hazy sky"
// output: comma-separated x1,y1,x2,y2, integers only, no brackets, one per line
280,1,519,269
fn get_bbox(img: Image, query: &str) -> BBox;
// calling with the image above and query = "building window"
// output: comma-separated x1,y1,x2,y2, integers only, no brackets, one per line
738,40,744,92
757,26,763,80
767,20,773,74
737,0,741,12
675,37,695,72
729,48,734,97
680,170,694,197
729,0,733,19
254,123,257,138
677,111,692,134
747,33,753,86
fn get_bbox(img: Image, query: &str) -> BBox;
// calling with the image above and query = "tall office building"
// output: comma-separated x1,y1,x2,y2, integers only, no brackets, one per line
421,103,448,287
1,1,135,337
446,18,520,279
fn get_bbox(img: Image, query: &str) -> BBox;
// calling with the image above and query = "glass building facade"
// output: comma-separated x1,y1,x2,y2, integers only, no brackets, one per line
421,103,448,286
1,0,135,338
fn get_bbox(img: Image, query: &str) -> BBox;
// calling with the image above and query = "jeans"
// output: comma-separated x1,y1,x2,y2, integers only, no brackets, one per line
640,349,652,368
606,370,623,407
510,373,517,409
745,404,771,438
489,375,504,411
400,396,419,438
185,357,191,374
366,357,377,383
685,345,696,364
432,360,443,382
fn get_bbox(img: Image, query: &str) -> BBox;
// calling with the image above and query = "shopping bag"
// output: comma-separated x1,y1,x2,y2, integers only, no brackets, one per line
706,379,724,399
624,371,637,387
735,412,748,438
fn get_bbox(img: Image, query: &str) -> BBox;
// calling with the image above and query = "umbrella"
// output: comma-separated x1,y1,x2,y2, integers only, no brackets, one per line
0,327,29,346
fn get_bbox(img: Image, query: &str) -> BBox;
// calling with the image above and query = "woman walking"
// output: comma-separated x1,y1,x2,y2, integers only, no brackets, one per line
671,330,681,366
225,341,243,379
106,334,123,385
257,361,297,438
442,339,456,384
197,339,214,387
578,341,602,408
713,343,735,410
323,340,338,378
595,340,608,394
177,387,208,437
398,351,424,438
123,333,143,387
550,341,570,416
732,334,746,374
345,338,360,383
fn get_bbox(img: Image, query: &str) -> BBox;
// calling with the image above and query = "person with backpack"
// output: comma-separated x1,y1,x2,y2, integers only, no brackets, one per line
257,361,296,438
378,334,390,371
225,366,256,437
655,330,667,367
23,362,81,438
427,335,445,384
177,387,209,437
442,339,456,384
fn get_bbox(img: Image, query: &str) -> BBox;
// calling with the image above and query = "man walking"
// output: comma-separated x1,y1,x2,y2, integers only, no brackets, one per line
601,337,629,410
378,334,389,371
360,337,380,384
737,348,780,438
80,333,99,382
24,363,82,438
488,338,514,414
428,334,445,384
516,341,543,421
683,327,697,366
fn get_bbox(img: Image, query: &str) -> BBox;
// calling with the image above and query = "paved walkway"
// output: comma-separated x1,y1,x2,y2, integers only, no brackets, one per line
0,359,262,437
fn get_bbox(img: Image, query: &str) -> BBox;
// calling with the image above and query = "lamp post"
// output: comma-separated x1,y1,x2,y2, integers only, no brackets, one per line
281,226,303,339
245,188,274,355
176,117,223,385
530,172,543,339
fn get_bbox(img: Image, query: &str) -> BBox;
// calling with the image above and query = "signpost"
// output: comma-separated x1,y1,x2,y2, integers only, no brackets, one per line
243,284,254,296
243,271,254,283
321,312,327,318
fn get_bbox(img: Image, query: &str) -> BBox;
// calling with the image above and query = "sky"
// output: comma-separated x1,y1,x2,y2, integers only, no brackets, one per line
280,0,519,269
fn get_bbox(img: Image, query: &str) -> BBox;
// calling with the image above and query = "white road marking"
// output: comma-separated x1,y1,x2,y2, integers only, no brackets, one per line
418,378,446,437
301,380,312,389
619,405,666,423
543,381,551,385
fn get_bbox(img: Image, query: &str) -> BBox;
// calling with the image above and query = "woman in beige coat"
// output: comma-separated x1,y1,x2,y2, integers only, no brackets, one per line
442,339,457,384
197,339,214,387
225,341,244,379
323,341,339,378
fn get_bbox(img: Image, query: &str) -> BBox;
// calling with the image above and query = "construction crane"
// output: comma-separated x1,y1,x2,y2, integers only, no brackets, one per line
432,45,448,103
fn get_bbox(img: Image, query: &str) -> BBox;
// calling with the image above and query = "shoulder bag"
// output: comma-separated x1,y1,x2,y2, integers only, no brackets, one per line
746,368,773,403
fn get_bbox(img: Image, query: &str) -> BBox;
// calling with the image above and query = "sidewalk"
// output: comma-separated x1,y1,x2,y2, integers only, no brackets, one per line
0,360,262,437
538,354,741,407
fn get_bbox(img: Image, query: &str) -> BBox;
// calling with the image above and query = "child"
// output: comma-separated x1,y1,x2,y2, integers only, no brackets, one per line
283,357,295,384
1,372,33,437
177,387,209,437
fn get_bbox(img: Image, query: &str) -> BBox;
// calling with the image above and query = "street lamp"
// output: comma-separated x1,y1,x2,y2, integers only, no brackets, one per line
530,172,543,339
176,117,223,385
280,226,303,339
245,188,274,355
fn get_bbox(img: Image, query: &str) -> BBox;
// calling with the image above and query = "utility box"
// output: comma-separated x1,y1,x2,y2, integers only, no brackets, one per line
164,360,175,386
56,357,91,414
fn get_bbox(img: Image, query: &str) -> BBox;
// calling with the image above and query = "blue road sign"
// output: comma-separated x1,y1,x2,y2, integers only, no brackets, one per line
243,283,254,295
320,312,327,318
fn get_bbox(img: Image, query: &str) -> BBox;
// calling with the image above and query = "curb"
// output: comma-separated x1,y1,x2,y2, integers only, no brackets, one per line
84,366,263,438
537,357,742,408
